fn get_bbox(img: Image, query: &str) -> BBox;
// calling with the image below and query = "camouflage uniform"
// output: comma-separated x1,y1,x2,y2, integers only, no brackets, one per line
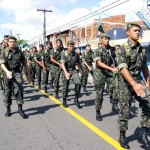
0,44,8,91
116,40,150,131
28,52,37,84
35,52,43,87
0,47,26,106
50,48,63,94
93,45,116,111
41,49,51,87
76,53,82,73
81,50,93,87
61,50,81,98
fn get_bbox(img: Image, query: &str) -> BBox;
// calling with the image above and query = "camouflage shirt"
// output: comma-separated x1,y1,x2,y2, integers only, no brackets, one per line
0,47,26,72
41,49,52,66
28,52,37,65
50,48,64,65
82,50,93,66
61,50,80,69
35,51,44,61
116,39,147,79
93,45,115,75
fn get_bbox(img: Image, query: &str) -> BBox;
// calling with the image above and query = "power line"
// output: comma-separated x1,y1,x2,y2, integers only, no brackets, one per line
46,0,121,32
28,0,129,42
48,0,129,33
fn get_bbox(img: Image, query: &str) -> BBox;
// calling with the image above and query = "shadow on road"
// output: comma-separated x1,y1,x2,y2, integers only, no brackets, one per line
24,94,48,101
11,104,60,116
102,111,118,118
25,104,60,116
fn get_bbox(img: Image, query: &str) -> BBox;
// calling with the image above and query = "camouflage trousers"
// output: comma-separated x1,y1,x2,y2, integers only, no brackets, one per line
42,64,54,87
118,79,150,131
93,69,117,111
36,65,42,86
0,68,4,90
49,65,54,83
4,72,24,106
53,65,62,92
81,65,92,86
30,64,36,83
62,70,81,98
42,64,50,87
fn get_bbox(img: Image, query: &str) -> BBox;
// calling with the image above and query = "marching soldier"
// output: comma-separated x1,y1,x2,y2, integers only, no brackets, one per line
42,41,53,93
35,44,44,89
0,36,30,119
116,23,150,149
0,35,9,91
61,40,83,108
81,44,93,92
93,33,118,121
27,47,37,85
50,39,64,99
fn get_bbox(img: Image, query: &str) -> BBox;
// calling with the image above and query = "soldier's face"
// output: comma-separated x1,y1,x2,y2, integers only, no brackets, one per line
86,46,91,52
8,39,16,49
4,37,9,44
56,41,62,48
39,47,43,52
30,48,33,53
77,49,81,54
33,48,36,53
101,37,109,46
127,26,140,41
46,44,51,49
68,45,74,52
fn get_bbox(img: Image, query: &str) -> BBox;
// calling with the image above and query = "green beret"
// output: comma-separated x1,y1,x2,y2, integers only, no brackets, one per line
67,40,74,46
101,33,110,39
126,23,141,30
9,36,17,41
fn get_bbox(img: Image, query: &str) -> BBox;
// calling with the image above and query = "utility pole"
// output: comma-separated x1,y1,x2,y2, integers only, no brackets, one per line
37,9,52,48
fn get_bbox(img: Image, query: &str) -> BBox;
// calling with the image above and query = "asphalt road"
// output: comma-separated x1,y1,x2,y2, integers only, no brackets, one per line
0,77,149,150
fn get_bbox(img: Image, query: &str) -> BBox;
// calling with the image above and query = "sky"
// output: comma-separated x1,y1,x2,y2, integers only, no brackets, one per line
0,0,147,42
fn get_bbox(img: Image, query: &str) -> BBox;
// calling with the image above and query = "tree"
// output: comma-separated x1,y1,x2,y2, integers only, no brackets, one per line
17,39,28,45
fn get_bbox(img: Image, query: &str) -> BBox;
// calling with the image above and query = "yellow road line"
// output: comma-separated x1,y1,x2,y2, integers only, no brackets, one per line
29,83,127,150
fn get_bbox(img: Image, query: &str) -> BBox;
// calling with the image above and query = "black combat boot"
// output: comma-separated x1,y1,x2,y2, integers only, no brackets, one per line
50,80,54,89
74,95,82,109
110,96,113,103
119,131,130,149
112,100,119,113
44,86,48,93
5,106,11,117
96,110,102,121
138,127,150,150
83,86,88,93
38,84,41,90
63,98,68,108
55,92,59,99
18,104,28,119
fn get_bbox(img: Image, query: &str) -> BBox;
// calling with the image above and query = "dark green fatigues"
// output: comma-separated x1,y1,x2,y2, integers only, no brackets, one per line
61,50,81,98
28,53,37,84
0,47,26,106
116,40,150,131
93,46,116,111
35,52,43,86
50,48,63,93
41,49,51,87
81,50,93,87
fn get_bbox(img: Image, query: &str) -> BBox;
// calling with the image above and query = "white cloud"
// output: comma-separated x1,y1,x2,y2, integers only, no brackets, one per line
0,0,147,42
0,0,90,41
